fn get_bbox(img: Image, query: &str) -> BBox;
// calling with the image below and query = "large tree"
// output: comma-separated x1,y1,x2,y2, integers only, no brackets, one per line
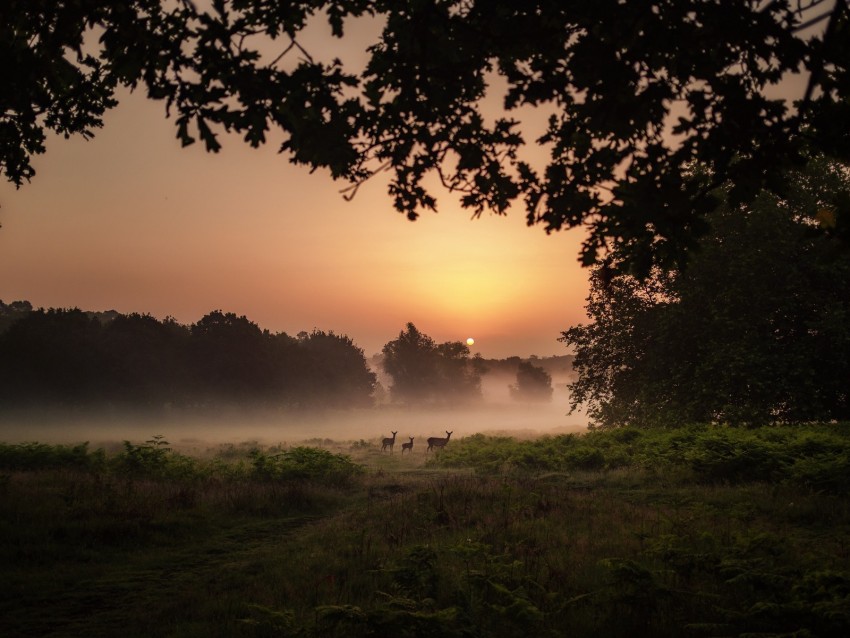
3,1,848,272
291,330,377,407
561,158,850,427
189,310,276,402
381,322,482,404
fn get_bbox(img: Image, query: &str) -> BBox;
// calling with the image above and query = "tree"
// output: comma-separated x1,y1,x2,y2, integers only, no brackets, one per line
381,323,440,403
0,300,32,334
4,1,849,273
293,330,377,407
561,158,850,427
0,308,107,405
382,322,482,404
101,313,192,406
189,310,276,403
509,360,554,403
0,304,379,409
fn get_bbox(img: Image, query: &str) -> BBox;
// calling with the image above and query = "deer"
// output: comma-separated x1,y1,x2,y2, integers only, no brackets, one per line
427,431,453,452
381,431,398,453
401,436,414,454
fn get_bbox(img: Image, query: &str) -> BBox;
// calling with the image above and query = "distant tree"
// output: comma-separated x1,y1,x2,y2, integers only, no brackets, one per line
0,308,106,405
189,310,275,403
0,305,379,410
509,361,554,403
562,158,850,427
101,313,191,406
381,323,440,403
294,330,377,407
382,322,482,404
435,341,485,402
0,300,32,334
4,1,849,273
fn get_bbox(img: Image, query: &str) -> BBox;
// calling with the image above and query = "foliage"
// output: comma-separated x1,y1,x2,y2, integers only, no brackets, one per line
561,159,850,428
114,435,201,479
0,299,32,334
382,322,484,404
0,440,105,472
4,1,849,273
250,446,364,485
427,424,850,493
509,360,554,403
0,308,376,409
189,310,278,402
293,330,378,408
3,426,850,637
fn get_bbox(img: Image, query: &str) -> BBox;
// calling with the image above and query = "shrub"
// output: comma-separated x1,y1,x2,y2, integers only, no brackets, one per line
0,441,105,472
250,447,363,485
790,453,850,494
686,431,790,483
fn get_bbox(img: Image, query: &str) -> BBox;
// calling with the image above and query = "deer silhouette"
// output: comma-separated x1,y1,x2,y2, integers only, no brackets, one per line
381,431,398,453
427,431,453,452
401,436,414,454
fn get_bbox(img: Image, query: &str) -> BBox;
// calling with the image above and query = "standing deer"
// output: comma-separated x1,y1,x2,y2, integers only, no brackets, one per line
401,437,414,454
427,431,453,452
381,431,398,453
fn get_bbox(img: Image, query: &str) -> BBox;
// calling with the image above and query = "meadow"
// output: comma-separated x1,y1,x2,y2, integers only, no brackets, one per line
1,424,849,637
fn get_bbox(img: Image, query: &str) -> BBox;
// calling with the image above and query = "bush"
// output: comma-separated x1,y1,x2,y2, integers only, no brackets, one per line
0,441,105,472
685,431,789,483
790,453,850,494
250,447,363,485
112,435,202,479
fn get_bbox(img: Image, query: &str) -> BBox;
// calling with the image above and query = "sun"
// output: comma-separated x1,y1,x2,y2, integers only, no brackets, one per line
466,337,475,346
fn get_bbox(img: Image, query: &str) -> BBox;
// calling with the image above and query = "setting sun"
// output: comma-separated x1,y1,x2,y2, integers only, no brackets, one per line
466,337,475,346
0,90,590,360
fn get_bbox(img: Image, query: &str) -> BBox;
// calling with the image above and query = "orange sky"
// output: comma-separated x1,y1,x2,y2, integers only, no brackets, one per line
0,8,817,360
0,9,598,363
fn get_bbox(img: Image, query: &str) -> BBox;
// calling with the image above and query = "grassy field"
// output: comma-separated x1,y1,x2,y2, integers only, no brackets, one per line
1,425,849,637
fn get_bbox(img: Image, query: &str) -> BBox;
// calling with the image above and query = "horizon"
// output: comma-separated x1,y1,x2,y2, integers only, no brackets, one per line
0,16,591,362
0,88,590,360
0,297,580,361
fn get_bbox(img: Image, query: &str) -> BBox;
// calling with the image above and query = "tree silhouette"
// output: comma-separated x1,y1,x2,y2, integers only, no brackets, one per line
0,306,377,409
0,309,106,405
562,158,850,427
190,311,275,403
382,322,482,404
4,1,848,272
509,361,554,403
0,300,32,334
101,313,191,406
293,330,377,407
381,323,440,403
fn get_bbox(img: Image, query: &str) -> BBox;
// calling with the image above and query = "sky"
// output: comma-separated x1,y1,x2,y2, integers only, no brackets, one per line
0,85,591,360
1,4,822,361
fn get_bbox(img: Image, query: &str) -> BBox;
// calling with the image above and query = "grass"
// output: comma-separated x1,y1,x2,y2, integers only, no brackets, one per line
1,425,849,636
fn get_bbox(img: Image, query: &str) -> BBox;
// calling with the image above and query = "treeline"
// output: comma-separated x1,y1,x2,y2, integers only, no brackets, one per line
0,308,376,409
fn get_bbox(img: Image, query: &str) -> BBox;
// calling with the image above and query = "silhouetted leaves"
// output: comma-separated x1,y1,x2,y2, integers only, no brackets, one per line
4,1,848,273
562,159,850,427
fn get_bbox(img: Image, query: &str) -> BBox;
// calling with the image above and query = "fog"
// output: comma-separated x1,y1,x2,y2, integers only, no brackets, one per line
0,373,587,451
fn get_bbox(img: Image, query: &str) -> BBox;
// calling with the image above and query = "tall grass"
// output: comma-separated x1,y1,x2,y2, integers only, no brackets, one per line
427,423,850,493
1,425,849,637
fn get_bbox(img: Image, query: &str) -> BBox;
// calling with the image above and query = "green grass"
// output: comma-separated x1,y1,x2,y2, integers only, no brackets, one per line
1,425,849,637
